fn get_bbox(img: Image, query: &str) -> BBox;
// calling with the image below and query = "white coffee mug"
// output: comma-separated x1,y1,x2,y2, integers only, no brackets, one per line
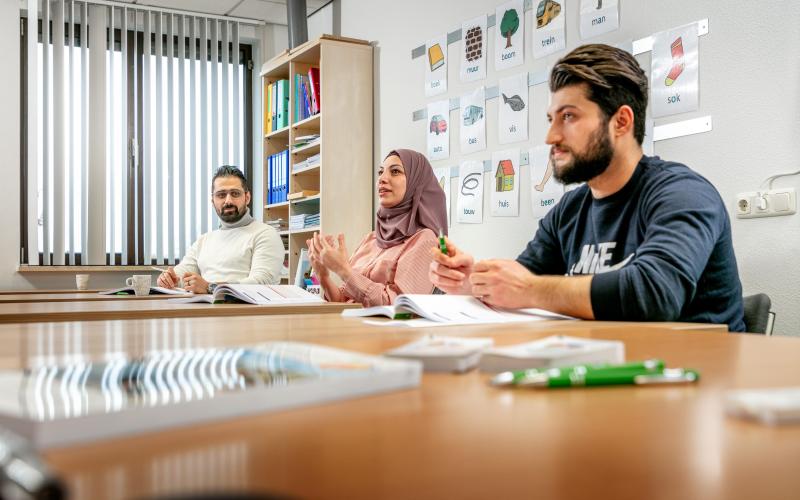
126,275,152,296
75,274,90,290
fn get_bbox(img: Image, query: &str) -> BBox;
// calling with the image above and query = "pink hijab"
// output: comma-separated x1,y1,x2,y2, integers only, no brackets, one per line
376,149,448,249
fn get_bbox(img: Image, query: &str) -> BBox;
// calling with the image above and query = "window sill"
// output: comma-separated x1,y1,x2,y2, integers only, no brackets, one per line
17,265,159,273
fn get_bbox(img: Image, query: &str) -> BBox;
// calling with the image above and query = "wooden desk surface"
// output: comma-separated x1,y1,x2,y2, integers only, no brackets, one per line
0,315,791,499
0,300,359,323
0,292,193,303
0,289,101,295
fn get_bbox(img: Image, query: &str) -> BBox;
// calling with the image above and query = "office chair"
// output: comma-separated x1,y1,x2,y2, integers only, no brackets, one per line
742,293,775,335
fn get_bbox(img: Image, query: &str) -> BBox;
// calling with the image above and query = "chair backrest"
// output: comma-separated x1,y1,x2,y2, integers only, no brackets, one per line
742,293,774,334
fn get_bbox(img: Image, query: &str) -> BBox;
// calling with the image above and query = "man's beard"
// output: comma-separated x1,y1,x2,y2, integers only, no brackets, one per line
217,204,245,223
552,123,614,185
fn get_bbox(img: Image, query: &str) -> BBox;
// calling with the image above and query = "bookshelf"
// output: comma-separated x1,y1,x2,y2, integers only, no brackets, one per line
261,35,373,283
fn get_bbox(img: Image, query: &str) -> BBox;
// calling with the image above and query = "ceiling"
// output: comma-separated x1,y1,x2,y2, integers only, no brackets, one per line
113,0,331,25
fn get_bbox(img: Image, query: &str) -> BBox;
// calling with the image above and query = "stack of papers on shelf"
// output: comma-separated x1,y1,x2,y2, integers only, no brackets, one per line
384,335,494,373
289,213,320,230
171,284,322,305
478,335,625,373
0,342,421,448
342,294,573,327
306,152,320,165
266,218,288,231
293,134,320,149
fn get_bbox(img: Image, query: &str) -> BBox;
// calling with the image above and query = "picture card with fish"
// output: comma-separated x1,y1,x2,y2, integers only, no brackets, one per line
425,35,448,97
495,0,524,71
650,22,699,118
498,73,529,144
579,0,619,39
433,166,452,226
426,99,450,161
460,14,488,82
460,86,487,154
530,145,564,219
533,0,566,59
457,160,484,224
490,148,520,217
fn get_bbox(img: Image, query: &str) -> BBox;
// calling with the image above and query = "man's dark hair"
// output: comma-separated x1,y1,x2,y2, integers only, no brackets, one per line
549,44,648,145
211,165,249,192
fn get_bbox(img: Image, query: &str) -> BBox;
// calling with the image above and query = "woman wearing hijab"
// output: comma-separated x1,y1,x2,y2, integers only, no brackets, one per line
306,149,447,306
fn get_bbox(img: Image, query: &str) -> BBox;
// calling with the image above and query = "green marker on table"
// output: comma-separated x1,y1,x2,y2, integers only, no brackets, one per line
491,359,689,388
438,229,448,255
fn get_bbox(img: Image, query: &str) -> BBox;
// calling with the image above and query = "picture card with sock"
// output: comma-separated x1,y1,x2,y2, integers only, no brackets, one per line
651,22,699,118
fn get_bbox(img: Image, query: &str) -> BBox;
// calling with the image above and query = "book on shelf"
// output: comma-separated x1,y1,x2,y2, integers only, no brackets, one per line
307,66,320,114
171,284,323,305
99,286,187,296
267,149,290,204
478,335,625,373
384,335,494,373
287,190,319,200
0,341,421,448
341,294,573,327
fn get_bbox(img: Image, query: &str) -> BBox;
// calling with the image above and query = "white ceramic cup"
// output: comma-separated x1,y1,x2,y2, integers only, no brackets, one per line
306,284,322,296
126,275,152,296
75,274,90,290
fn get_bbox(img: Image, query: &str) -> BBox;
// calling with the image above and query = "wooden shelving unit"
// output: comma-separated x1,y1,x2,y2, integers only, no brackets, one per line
261,35,373,283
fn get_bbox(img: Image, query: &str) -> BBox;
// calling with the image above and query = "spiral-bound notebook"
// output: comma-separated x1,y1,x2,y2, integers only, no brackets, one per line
0,342,421,449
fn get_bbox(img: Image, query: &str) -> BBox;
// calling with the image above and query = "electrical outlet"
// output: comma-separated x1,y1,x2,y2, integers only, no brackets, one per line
736,188,797,219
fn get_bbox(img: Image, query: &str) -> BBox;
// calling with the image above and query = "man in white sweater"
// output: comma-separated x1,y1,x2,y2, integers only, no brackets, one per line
157,166,284,294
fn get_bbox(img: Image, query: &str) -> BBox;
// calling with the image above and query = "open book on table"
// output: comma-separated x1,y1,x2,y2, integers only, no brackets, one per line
341,294,573,327
99,286,188,296
171,284,323,305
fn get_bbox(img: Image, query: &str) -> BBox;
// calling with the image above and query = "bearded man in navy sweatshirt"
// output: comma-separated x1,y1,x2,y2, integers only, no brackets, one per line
430,43,745,331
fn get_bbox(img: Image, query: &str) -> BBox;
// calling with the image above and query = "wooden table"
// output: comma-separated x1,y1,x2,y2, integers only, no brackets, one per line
0,292,193,303
0,300,359,323
0,315,791,499
0,289,101,295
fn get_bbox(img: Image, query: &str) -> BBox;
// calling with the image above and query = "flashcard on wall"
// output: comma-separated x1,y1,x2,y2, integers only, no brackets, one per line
460,87,486,154
530,145,564,219
498,73,529,144
495,0,524,71
457,160,484,224
579,0,619,39
433,166,452,226
460,14,487,82
426,99,450,161
651,23,699,118
425,35,448,97
533,0,566,59
490,149,520,217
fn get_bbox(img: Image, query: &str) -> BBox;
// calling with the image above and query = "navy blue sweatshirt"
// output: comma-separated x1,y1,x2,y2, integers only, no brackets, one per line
517,155,745,331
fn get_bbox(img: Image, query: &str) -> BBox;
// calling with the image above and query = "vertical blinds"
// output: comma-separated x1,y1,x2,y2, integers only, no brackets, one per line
25,0,249,266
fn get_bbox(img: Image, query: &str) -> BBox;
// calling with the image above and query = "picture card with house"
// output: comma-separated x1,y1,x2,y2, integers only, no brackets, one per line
460,86,486,154
460,14,487,82
498,73,529,144
425,35,448,97
532,0,566,59
427,99,450,161
457,160,484,224
495,0,524,71
650,22,699,118
490,149,520,217
579,0,619,39
530,145,564,219
433,166,452,226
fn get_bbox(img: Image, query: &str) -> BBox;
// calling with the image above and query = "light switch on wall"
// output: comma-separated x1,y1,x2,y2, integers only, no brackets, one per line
736,188,797,219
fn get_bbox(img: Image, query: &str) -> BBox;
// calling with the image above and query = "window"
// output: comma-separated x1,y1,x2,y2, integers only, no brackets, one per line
21,3,253,266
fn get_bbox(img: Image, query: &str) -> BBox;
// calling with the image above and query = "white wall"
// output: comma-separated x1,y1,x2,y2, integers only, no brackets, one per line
336,0,800,335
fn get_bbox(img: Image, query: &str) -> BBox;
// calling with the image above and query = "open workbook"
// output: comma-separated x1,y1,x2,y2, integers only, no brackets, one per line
342,294,573,327
172,284,323,305
99,286,188,295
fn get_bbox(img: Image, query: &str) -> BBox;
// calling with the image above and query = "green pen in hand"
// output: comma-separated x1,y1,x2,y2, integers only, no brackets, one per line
438,229,448,255
491,359,666,387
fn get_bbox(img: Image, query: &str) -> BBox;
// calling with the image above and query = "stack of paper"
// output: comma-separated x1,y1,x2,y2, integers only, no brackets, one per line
478,335,625,373
266,218,287,231
293,134,320,149
384,335,494,373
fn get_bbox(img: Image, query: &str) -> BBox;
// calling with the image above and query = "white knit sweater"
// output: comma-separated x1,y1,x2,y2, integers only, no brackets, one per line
173,221,284,284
